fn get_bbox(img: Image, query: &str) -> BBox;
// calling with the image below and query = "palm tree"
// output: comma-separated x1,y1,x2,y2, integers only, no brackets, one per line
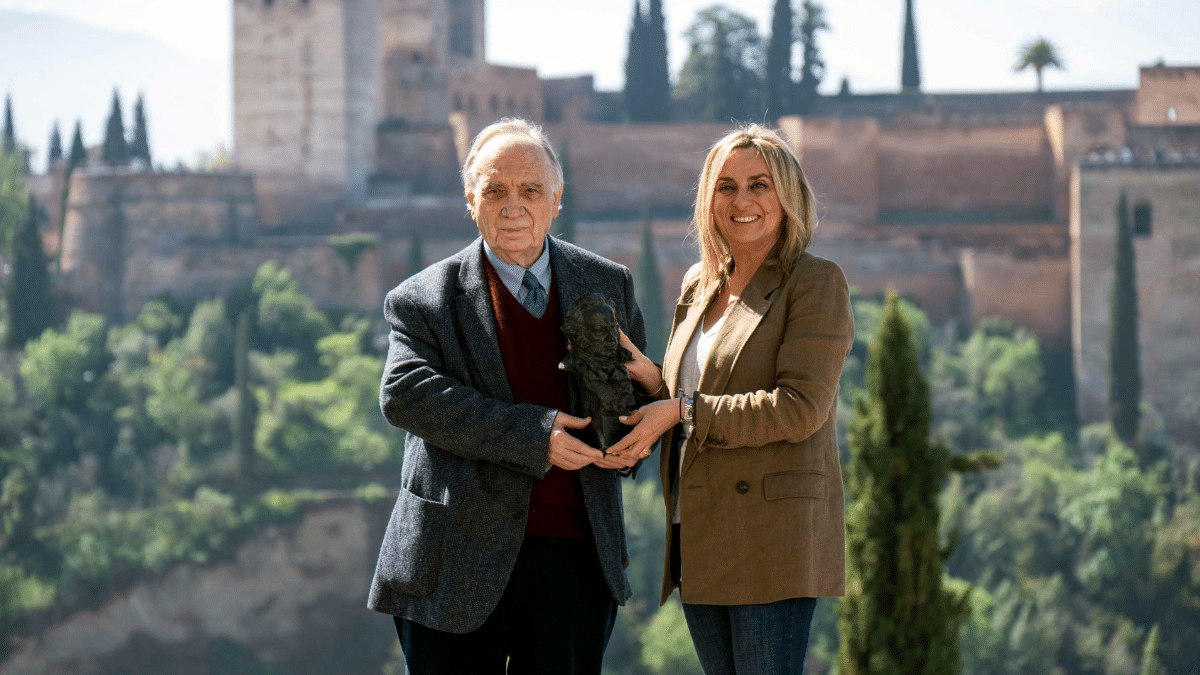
1014,37,1064,92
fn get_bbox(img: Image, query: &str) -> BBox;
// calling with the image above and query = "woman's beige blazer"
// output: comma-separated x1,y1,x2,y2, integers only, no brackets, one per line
658,251,854,606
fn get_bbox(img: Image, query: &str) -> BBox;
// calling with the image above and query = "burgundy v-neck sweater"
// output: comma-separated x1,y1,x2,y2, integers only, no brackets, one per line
483,257,589,538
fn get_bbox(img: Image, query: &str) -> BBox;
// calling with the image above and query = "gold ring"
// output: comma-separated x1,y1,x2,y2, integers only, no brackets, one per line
641,449,652,459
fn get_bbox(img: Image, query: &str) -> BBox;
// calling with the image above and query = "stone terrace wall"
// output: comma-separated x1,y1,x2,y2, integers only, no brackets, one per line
0,500,396,675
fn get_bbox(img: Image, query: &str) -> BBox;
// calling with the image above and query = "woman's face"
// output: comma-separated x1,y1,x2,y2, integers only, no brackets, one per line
710,148,784,256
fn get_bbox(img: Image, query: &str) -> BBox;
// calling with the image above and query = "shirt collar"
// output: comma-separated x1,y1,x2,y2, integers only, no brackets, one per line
482,236,553,301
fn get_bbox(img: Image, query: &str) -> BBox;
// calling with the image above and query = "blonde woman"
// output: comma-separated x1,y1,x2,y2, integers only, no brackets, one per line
611,124,854,674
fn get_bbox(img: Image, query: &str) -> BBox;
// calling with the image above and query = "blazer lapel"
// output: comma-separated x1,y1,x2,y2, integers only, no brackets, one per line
698,262,785,397
549,238,585,321
455,238,513,401
677,262,785,480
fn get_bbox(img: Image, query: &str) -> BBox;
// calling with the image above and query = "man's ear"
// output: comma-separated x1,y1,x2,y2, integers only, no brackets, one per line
466,191,478,219
552,185,564,218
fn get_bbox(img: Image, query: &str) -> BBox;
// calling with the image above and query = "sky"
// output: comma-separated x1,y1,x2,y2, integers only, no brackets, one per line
2,0,1199,168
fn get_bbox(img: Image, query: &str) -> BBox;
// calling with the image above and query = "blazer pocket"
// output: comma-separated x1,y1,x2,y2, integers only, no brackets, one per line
763,470,827,500
379,486,447,597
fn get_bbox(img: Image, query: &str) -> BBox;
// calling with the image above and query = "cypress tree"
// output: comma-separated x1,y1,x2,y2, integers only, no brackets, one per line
68,120,87,172
838,292,988,675
794,1,828,114
129,93,151,167
5,194,54,348
901,0,922,93
624,0,647,122
407,230,424,277
765,0,793,117
47,122,63,167
1109,189,1141,447
234,309,256,494
634,208,666,361
2,94,14,155
644,0,671,121
555,140,577,243
102,88,128,166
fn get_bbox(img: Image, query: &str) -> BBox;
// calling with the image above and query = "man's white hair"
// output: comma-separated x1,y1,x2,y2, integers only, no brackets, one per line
460,118,564,197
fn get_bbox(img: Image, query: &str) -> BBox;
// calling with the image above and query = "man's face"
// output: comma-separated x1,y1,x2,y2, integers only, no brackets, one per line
467,138,562,268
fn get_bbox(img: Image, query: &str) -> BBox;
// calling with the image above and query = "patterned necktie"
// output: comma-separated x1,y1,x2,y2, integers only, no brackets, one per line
521,270,548,318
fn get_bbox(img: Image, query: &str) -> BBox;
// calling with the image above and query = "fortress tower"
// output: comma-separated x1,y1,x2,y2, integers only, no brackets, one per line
232,0,490,226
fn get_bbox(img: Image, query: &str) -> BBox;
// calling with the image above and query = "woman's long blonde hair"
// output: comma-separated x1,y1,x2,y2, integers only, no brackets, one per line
692,124,817,300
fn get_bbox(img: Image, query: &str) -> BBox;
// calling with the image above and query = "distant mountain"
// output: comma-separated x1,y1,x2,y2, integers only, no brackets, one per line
0,9,229,170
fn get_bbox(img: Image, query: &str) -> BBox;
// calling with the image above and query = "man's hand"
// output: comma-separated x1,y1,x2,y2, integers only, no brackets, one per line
549,412,606,470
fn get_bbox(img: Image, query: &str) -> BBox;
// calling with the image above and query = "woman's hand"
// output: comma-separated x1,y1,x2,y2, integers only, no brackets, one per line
606,398,682,461
619,329,663,395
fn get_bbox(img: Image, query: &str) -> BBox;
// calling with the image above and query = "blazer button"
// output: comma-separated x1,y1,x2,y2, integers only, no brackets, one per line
735,480,750,494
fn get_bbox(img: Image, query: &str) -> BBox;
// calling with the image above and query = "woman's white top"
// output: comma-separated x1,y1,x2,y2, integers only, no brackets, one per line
672,312,724,524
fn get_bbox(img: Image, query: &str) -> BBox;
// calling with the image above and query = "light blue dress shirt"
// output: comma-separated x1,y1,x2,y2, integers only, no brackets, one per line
483,237,553,303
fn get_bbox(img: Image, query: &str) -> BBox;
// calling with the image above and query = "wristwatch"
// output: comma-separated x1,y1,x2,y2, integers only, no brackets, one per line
680,392,695,428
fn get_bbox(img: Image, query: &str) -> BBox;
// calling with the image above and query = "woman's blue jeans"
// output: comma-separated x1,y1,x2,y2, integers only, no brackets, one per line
681,597,818,675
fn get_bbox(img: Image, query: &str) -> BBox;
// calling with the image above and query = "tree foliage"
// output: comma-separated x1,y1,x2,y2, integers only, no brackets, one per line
643,0,671,121
931,318,1044,451
839,292,989,675
4,194,54,348
633,209,666,362
0,148,28,258
554,140,577,243
129,93,151,167
407,229,425,277
0,262,398,633
1109,189,1141,448
2,93,14,155
676,5,763,122
47,122,63,168
102,88,128,166
794,1,829,113
624,0,671,122
624,0,647,122
1014,37,1064,93
901,0,922,92
67,120,87,172
765,0,793,117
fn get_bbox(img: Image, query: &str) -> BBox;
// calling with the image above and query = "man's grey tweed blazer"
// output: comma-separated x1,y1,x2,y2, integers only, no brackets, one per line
367,236,648,634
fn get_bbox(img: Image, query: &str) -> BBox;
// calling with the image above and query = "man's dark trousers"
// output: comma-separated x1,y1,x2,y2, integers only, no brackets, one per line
395,534,617,675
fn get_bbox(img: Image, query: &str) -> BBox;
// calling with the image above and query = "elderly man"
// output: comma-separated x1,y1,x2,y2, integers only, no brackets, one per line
367,118,651,674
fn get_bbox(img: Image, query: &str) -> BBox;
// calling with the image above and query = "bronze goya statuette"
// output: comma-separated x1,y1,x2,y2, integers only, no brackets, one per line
558,293,636,450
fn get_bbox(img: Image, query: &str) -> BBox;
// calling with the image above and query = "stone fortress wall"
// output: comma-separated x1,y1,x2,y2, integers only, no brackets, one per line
59,169,385,321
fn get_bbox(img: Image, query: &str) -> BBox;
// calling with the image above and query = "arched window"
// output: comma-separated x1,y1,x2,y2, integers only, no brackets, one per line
468,95,477,114
1133,200,1152,237
489,95,499,113
453,93,464,111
